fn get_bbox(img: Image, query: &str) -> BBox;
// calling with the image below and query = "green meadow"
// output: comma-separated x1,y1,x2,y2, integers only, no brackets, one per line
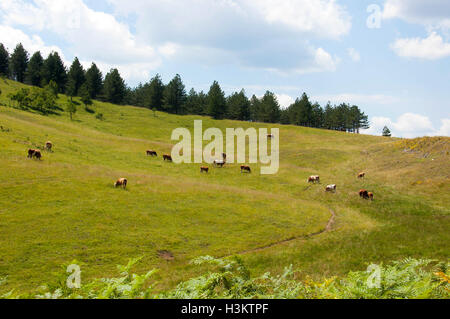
0,78,448,293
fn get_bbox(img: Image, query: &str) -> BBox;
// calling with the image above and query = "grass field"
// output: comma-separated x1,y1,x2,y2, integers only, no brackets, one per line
0,78,448,294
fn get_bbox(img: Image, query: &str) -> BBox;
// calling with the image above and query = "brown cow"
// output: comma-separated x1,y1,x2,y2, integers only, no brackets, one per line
28,149,35,158
267,134,274,139
222,153,227,160
114,178,128,189
147,150,157,157
241,165,251,173
368,192,374,201
163,154,173,162
200,166,209,173
33,150,42,160
45,141,53,152
358,172,366,179
359,189,370,199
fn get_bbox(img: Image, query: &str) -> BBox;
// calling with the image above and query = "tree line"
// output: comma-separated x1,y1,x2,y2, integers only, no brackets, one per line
0,42,369,132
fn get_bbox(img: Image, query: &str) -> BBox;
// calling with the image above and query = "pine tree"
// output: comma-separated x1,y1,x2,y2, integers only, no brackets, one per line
103,68,126,104
42,52,67,93
0,43,9,77
163,74,186,114
66,57,85,98
260,91,280,123
146,74,164,110
207,81,226,120
10,43,29,83
26,51,44,86
382,126,392,137
227,89,250,121
85,63,103,99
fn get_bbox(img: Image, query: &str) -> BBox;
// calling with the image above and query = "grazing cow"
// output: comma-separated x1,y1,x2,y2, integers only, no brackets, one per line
163,154,173,162
214,160,225,167
28,149,35,158
267,134,274,139
200,166,209,173
114,178,128,189
358,172,366,179
33,150,42,160
308,175,320,184
45,141,53,151
241,165,251,173
147,150,157,157
368,192,374,201
359,189,370,199
326,184,337,192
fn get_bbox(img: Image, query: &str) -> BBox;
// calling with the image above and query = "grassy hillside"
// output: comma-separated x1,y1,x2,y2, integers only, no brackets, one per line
0,78,448,294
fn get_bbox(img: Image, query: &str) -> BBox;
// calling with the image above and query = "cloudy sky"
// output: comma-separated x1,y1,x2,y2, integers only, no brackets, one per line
0,0,449,137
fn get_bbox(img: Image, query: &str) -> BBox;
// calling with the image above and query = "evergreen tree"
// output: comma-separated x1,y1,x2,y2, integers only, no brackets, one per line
163,74,186,114
42,52,67,93
85,63,103,99
103,68,126,104
249,95,261,122
66,57,85,97
26,51,44,86
66,98,77,120
382,126,392,137
227,89,250,121
10,43,29,83
259,91,280,123
207,81,227,120
146,74,165,110
185,88,199,114
0,43,9,77
290,93,312,126
79,83,93,109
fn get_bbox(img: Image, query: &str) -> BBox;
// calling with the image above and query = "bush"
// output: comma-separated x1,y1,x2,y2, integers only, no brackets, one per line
1,257,448,299
95,113,104,121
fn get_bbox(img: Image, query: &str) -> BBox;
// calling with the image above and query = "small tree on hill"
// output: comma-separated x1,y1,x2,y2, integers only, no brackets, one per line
66,99,77,120
382,126,392,137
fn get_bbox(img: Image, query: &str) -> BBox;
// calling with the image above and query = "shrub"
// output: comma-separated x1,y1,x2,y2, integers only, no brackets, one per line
1,257,448,299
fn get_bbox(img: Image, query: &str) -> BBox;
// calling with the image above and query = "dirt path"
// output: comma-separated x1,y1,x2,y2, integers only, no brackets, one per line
223,208,336,257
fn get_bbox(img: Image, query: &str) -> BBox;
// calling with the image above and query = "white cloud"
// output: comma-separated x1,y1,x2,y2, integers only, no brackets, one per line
276,94,295,109
0,25,66,61
362,113,450,138
347,48,361,62
391,32,450,60
0,0,161,82
106,0,349,74
383,0,450,32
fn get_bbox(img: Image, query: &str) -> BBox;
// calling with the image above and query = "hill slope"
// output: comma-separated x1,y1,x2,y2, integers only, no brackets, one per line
0,79,448,293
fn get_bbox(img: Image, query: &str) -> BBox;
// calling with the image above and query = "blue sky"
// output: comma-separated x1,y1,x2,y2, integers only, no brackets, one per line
0,0,449,137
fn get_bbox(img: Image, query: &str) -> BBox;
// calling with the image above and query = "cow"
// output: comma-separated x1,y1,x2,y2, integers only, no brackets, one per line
326,184,337,192
147,150,158,157
308,175,320,184
241,165,251,173
45,141,53,152
222,153,227,161
368,192,374,201
359,189,370,199
114,178,128,189
200,166,209,173
28,149,35,158
214,159,225,167
358,172,366,179
33,150,42,160
267,134,274,139
163,154,173,162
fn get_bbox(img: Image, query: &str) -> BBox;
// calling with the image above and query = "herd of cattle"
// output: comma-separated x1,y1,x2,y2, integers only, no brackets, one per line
27,141,374,200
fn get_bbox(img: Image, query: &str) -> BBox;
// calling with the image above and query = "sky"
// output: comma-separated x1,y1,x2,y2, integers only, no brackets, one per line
0,0,449,138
